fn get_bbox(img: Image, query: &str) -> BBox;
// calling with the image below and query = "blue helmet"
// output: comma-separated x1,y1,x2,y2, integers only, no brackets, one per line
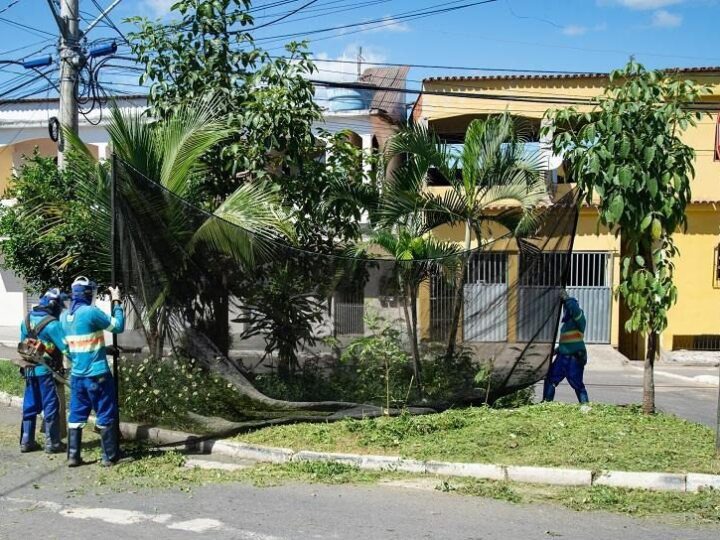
71,276,97,301
562,296,581,321
38,287,68,316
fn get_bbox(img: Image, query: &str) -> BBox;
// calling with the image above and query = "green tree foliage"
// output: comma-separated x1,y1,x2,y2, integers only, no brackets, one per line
365,223,461,394
129,0,378,372
545,61,710,413
0,150,105,292
381,114,547,357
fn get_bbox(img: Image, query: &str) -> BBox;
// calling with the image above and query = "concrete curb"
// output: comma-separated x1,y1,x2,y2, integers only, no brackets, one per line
2,389,719,493
624,363,719,387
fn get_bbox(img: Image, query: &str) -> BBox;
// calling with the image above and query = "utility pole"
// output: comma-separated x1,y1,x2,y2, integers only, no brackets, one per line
357,46,363,79
58,0,81,168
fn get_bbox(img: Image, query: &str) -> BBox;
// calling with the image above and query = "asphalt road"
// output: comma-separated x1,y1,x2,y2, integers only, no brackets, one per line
1,405,719,540
535,351,719,427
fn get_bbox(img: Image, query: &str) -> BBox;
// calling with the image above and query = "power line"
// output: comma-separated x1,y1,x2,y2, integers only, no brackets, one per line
0,16,55,38
246,0,501,40
276,55,589,76
0,38,54,59
253,0,394,26
0,0,21,16
89,0,128,44
252,0,320,30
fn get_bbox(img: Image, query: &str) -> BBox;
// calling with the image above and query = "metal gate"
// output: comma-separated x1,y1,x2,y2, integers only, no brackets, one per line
430,253,508,342
566,252,612,344
464,253,508,342
517,252,611,344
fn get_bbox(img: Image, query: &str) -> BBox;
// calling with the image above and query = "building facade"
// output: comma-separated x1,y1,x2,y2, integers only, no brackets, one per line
0,86,401,330
413,68,720,359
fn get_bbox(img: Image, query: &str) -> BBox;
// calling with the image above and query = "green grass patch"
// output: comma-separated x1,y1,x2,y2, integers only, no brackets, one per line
94,446,384,491
446,479,720,525
236,403,720,474
0,360,24,398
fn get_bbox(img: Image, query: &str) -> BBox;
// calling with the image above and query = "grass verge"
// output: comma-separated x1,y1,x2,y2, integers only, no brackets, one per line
446,478,720,525
0,421,717,526
0,359,24,398
236,403,720,474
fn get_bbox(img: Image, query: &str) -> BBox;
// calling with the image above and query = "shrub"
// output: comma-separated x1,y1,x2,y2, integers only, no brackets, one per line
119,356,242,427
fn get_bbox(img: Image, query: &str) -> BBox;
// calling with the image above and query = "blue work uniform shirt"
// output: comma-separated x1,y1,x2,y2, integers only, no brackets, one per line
61,304,125,378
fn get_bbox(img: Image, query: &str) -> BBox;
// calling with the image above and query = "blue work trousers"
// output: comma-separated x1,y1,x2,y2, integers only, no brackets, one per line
68,375,117,429
544,353,589,403
23,373,60,422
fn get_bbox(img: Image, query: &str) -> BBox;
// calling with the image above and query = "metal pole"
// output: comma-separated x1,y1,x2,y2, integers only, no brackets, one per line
58,0,81,168
111,153,121,439
716,361,720,455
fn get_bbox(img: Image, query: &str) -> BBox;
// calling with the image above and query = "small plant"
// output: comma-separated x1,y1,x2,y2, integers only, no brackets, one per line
340,312,414,409
492,386,535,409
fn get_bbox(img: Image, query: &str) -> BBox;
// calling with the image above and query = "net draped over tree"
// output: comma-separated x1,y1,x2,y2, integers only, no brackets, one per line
109,155,579,435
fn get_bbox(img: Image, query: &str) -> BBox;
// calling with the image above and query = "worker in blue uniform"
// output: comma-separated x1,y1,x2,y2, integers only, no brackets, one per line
61,277,124,467
19,288,70,453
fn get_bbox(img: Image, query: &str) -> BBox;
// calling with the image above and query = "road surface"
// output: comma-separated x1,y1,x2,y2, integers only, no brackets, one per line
1,404,718,540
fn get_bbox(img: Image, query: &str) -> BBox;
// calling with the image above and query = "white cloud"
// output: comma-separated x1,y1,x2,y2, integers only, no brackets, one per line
143,0,175,17
599,0,684,9
344,16,410,35
562,24,588,36
561,22,607,37
651,9,683,26
313,44,387,83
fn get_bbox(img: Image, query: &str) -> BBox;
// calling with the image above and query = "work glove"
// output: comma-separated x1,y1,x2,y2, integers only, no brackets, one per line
560,289,569,301
109,286,121,303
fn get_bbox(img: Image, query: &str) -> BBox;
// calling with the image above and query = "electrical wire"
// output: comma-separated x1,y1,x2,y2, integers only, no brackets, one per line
0,0,21,16
89,0,129,44
251,0,320,31
248,0,501,42
274,55,590,76
0,16,55,39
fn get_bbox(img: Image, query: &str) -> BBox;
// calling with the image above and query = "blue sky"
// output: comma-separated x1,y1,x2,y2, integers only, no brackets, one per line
0,0,718,96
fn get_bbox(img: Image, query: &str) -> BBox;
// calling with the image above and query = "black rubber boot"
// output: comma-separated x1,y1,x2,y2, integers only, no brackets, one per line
44,416,66,454
20,418,41,453
99,424,120,467
67,428,83,467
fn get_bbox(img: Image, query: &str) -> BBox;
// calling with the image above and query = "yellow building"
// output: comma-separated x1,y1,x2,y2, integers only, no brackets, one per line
413,68,720,360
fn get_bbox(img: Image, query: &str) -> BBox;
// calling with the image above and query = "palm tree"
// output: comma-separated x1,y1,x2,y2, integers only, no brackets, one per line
365,220,460,395
56,98,293,357
381,113,548,358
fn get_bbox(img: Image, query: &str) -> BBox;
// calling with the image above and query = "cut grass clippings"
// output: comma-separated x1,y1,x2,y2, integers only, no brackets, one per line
236,403,720,475
445,479,720,525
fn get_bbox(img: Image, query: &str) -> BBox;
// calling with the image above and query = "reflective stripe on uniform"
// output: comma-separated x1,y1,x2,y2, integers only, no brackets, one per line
66,331,105,353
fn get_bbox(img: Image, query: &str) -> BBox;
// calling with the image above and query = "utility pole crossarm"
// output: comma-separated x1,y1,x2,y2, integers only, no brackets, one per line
83,0,124,36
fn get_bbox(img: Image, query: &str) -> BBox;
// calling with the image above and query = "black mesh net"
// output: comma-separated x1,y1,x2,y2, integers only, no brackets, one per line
111,156,579,436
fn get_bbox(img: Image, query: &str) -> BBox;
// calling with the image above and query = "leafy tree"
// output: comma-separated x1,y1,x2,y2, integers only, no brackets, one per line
365,223,461,394
545,61,710,414
129,0,378,369
382,114,547,358
39,100,292,358
0,150,105,292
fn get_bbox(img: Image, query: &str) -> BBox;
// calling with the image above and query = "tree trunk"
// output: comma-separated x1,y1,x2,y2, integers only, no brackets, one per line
643,331,657,414
409,285,423,395
446,221,472,359
402,286,422,395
